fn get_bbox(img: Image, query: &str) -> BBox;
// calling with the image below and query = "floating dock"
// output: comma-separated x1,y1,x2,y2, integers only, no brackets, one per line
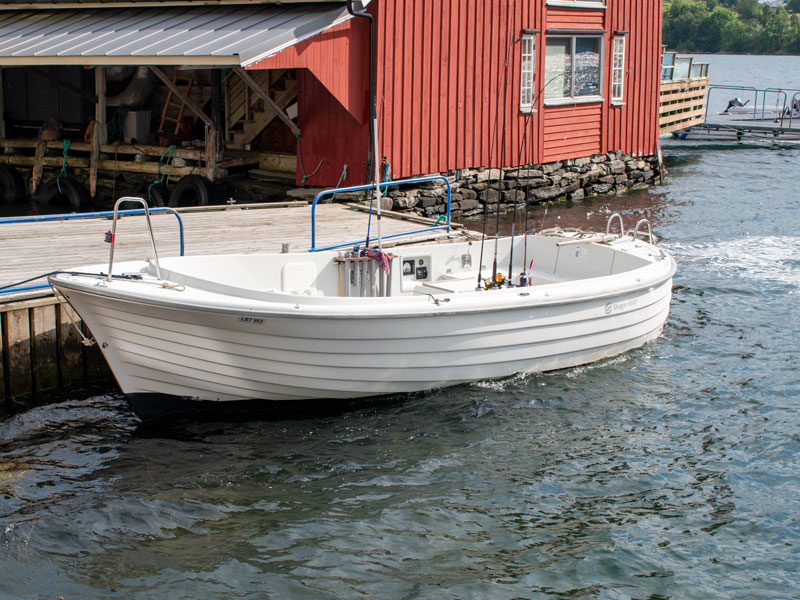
0,202,468,407
673,85,800,142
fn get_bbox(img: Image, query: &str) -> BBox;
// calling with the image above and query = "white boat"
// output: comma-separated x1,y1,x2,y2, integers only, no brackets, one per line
48,195,676,420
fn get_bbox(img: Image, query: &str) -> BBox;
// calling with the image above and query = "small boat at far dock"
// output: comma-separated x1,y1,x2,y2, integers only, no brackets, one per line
48,182,676,420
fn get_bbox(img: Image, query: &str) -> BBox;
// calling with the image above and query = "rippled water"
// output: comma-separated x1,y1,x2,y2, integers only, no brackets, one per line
3,140,799,599
3,63,800,598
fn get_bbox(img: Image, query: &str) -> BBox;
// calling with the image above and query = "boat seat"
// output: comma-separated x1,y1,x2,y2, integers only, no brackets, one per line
281,261,323,296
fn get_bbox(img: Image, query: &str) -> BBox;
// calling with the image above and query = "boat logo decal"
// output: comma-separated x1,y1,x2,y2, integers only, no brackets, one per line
605,299,637,314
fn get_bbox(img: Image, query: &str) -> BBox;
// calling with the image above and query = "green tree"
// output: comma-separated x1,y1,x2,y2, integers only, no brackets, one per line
736,0,761,20
721,18,762,52
787,0,800,14
696,7,737,51
664,0,708,49
763,6,791,52
788,15,800,51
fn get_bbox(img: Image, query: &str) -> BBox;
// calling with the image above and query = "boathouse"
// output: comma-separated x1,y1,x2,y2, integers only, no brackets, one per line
0,0,664,206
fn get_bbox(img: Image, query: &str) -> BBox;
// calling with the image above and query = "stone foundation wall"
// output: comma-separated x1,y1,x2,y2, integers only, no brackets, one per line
386,151,663,220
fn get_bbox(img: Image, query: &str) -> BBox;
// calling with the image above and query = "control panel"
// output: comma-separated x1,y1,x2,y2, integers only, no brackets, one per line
401,255,431,291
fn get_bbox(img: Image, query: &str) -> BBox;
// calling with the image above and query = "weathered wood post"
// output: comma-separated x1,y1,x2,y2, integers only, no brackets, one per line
89,66,107,198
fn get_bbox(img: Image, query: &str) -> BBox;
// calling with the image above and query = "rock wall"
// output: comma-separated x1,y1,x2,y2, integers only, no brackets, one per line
386,151,663,220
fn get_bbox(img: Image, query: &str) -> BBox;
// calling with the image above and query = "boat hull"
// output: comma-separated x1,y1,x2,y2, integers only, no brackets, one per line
58,277,672,407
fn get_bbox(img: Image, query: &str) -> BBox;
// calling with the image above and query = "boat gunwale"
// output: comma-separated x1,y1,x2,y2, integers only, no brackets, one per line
50,258,676,321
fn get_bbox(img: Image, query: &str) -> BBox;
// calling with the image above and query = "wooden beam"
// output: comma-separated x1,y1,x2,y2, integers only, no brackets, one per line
0,68,5,140
90,67,106,197
148,66,213,127
205,125,217,181
233,66,300,138
2,155,90,169
31,141,47,195
0,139,203,160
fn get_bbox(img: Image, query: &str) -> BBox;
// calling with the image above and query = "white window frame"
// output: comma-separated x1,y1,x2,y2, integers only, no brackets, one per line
543,35,604,105
611,36,625,104
520,34,536,113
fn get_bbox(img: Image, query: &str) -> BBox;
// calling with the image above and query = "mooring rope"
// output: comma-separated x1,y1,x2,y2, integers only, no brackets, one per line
56,139,71,194
148,144,177,205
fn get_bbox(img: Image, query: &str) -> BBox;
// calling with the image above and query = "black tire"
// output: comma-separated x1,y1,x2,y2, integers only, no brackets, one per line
168,175,212,207
0,165,28,203
37,177,92,213
147,183,170,208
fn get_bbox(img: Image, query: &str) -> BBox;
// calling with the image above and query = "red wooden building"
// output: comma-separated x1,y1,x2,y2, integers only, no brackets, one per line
251,0,663,187
0,0,662,195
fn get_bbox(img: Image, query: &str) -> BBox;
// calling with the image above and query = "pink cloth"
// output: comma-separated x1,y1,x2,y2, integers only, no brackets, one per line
366,248,392,274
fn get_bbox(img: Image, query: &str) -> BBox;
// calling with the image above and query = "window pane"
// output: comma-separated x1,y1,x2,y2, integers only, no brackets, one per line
573,37,600,97
612,36,625,101
520,35,535,110
544,38,571,99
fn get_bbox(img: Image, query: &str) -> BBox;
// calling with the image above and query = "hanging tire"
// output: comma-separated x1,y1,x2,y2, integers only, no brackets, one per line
146,183,170,207
168,175,212,207
37,177,92,213
0,165,28,203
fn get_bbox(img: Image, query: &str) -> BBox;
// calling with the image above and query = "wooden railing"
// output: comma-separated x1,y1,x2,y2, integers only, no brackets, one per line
224,69,297,149
659,77,710,135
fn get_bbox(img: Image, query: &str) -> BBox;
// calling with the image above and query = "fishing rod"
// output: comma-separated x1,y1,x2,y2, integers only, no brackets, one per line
512,70,571,285
491,26,514,289
476,4,512,291
507,109,534,286
522,110,534,286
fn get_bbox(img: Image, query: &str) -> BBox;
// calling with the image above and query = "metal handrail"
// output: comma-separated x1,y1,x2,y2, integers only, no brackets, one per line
787,92,800,128
0,204,184,295
632,219,655,244
107,197,163,281
606,213,625,238
310,175,452,252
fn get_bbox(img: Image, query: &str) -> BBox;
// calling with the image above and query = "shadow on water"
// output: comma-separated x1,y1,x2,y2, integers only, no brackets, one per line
131,391,430,439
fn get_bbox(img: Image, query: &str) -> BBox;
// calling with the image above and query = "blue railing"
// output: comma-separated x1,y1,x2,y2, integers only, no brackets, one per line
309,175,451,252
0,207,184,295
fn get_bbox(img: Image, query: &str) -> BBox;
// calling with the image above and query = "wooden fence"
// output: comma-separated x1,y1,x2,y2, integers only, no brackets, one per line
0,294,112,406
659,77,710,135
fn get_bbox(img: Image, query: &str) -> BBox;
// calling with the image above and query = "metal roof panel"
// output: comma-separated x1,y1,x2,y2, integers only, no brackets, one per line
0,3,352,65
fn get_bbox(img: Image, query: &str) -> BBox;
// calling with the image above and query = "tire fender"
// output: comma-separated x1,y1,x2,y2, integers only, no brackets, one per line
37,177,92,212
168,175,212,207
0,165,28,203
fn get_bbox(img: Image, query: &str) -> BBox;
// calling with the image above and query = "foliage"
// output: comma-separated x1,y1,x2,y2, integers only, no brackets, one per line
663,0,800,53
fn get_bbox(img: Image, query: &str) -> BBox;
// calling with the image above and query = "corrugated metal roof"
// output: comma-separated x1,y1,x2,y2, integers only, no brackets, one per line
0,2,352,66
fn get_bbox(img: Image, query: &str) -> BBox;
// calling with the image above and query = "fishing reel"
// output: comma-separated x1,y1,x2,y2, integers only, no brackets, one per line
484,272,505,289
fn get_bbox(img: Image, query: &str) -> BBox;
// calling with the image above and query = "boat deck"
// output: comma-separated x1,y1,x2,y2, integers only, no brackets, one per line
0,202,469,301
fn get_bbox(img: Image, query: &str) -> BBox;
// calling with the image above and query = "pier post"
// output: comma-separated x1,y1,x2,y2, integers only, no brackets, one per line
90,67,107,198
0,296,112,408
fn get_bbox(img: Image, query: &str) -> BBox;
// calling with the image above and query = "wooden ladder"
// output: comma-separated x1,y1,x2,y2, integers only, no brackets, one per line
158,72,195,135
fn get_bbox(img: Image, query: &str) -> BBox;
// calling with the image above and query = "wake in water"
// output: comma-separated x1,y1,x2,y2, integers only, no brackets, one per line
665,235,800,290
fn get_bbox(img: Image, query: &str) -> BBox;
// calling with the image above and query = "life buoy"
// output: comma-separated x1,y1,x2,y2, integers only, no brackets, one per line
0,165,28,203
168,175,212,207
37,177,91,212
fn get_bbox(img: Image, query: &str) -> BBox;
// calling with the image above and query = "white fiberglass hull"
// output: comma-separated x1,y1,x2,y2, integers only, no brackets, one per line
52,236,675,414
51,233,675,414
65,285,671,400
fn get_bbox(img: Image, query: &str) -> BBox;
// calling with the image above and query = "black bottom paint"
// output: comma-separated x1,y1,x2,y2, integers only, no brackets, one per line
126,392,422,426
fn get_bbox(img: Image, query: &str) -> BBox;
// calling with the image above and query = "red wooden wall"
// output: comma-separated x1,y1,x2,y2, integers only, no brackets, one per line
248,19,371,185
249,0,662,186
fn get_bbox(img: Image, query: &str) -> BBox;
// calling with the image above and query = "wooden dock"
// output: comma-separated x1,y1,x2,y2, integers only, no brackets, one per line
0,202,468,407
